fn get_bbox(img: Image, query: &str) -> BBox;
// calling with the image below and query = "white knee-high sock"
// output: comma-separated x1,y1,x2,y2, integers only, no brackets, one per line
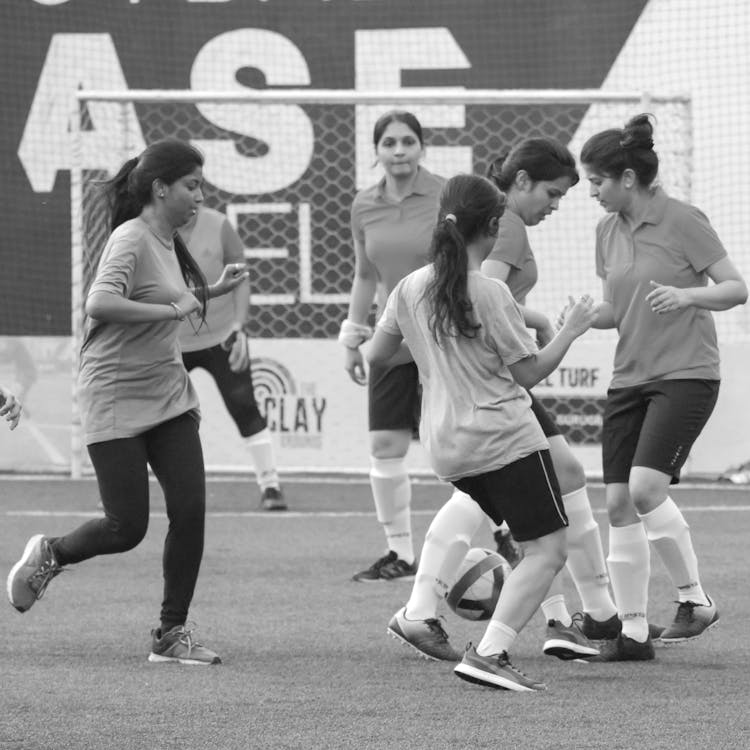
563,487,617,621
607,523,650,642
406,490,485,620
639,497,708,605
244,428,279,490
370,456,413,563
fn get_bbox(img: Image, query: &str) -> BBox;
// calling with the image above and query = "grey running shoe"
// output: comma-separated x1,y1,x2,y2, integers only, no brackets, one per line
352,551,417,582
260,486,287,511
582,612,665,642
660,597,719,643
148,624,221,665
493,528,523,568
454,644,546,692
7,534,63,613
543,617,600,660
591,633,655,662
387,607,461,661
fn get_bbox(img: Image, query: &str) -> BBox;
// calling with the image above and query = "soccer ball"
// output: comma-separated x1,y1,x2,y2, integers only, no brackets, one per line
446,547,512,621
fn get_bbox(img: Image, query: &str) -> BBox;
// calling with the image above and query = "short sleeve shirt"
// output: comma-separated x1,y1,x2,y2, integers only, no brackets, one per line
485,209,538,303
378,267,547,482
78,218,199,444
595,188,727,387
351,167,444,315
178,207,243,352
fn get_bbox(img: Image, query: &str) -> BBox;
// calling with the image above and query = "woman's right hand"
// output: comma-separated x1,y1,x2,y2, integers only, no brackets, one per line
560,295,596,337
344,346,367,386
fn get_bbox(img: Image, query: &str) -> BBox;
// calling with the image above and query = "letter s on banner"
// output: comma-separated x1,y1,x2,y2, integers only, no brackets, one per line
190,29,315,195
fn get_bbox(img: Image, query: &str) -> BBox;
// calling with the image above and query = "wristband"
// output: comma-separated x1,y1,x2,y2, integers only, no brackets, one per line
338,319,373,349
170,302,186,321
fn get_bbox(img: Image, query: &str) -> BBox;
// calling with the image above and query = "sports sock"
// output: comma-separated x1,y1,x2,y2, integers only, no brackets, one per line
607,522,650,642
562,487,617,622
405,490,485,620
541,594,571,626
477,620,517,657
370,456,413,564
639,497,709,605
244,428,280,491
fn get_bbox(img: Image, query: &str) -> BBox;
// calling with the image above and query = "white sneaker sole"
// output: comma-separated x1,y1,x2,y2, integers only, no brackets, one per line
6,534,45,612
454,662,543,692
543,637,599,660
148,652,220,665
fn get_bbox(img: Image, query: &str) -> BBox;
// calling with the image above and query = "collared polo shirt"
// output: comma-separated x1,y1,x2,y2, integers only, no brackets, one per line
595,188,727,388
351,166,444,314
486,208,538,303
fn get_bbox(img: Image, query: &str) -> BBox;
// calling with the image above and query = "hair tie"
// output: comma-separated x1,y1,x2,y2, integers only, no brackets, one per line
444,213,457,224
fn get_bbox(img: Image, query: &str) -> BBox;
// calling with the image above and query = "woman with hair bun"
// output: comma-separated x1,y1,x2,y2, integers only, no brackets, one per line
578,114,747,660
7,138,248,665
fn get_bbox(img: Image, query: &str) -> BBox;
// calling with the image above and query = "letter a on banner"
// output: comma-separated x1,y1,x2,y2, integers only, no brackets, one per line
19,33,145,192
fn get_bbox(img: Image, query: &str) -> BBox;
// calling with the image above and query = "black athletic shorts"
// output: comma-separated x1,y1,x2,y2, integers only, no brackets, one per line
368,361,420,434
529,391,561,438
452,450,568,542
602,378,720,485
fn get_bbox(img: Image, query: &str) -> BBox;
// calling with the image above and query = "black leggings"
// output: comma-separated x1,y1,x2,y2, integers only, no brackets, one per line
51,412,206,631
182,344,267,437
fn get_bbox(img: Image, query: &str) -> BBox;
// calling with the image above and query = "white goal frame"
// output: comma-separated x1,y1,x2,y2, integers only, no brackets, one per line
69,88,692,478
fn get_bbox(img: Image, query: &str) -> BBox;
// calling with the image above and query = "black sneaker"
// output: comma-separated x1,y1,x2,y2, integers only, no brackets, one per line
591,633,655,662
260,486,287,511
493,528,523,568
352,551,417,582
582,612,664,642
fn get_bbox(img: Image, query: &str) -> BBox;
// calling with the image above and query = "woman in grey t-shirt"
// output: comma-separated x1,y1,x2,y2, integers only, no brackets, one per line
7,139,247,665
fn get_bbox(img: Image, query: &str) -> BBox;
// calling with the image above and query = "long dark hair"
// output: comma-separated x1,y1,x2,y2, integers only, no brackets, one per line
424,174,506,344
486,137,579,191
580,113,659,187
99,138,209,309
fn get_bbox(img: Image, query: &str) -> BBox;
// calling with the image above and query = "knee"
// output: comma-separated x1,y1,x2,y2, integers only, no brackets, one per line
105,515,148,552
369,431,409,460
556,458,586,495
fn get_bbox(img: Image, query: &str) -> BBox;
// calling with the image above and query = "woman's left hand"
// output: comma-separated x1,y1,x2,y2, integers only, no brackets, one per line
214,263,249,297
0,388,22,431
646,280,689,314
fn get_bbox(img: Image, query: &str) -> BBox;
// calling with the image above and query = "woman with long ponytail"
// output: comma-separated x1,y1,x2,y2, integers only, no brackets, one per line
7,138,248,666
369,173,598,691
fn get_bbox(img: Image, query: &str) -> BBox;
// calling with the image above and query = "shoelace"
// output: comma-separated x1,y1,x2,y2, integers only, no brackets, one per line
498,651,534,679
424,617,451,642
673,600,701,623
173,623,205,656
369,551,397,572
29,553,64,601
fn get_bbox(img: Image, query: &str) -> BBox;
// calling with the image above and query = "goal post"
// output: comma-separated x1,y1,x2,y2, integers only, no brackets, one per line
70,88,695,478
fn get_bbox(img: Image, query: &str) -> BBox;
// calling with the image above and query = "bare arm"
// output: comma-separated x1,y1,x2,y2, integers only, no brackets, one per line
646,256,748,314
367,328,411,367
509,295,596,389
342,233,379,385
85,290,201,323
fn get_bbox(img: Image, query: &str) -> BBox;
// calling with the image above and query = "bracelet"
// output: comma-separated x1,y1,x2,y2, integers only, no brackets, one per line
170,302,186,321
338,318,373,349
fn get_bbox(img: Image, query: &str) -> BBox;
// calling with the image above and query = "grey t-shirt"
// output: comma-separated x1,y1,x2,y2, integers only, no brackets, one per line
378,267,548,481
78,218,199,444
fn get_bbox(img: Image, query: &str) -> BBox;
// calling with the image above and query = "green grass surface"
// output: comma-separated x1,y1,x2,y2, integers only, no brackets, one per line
1,478,749,750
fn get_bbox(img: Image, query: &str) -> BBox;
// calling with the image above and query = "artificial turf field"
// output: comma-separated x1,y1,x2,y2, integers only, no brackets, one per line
1,475,748,750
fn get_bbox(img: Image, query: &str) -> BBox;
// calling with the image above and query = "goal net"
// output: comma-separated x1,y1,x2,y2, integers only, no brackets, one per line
71,88,695,475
